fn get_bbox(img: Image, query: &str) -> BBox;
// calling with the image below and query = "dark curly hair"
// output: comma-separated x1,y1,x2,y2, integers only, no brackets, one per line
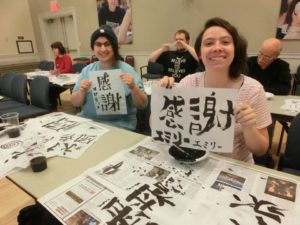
50,41,66,55
194,17,248,79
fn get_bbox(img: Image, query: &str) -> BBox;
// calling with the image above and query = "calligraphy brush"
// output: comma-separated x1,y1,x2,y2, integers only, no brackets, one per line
172,144,193,158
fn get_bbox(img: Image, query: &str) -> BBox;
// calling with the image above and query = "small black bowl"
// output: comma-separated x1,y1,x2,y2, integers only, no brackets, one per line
168,145,208,164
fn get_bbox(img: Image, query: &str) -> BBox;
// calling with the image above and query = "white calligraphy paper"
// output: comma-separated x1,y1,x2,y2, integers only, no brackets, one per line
0,113,109,177
281,98,300,113
151,86,237,153
90,69,127,115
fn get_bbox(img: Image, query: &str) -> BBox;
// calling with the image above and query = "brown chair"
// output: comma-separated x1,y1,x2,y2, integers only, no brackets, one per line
125,55,135,67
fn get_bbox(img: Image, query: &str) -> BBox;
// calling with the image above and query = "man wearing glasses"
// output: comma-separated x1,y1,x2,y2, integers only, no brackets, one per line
247,38,291,167
247,38,291,95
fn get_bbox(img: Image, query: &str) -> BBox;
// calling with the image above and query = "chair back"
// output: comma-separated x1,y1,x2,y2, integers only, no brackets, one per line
11,74,28,104
0,74,2,95
72,63,87,73
140,62,164,80
295,65,300,86
38,61,48,70
30,76,50,110
45,61,54,71
0,72,17,97
147,61,164,75
38,61,54,71
279,113,300,170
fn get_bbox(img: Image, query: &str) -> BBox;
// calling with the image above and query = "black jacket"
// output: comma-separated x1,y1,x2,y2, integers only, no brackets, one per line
247,56,291,95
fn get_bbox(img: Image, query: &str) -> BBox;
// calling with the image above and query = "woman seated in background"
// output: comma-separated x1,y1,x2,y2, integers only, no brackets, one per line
49,41,73,110
159,17,272,163
71,25,147,131
50,41,73,75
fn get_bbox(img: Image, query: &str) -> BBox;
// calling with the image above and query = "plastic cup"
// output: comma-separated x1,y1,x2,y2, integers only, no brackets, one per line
169,43,176,51
23,136,47,172
0,112,21,138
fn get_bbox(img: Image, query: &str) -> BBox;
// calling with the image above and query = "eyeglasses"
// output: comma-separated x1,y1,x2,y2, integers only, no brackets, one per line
94,41,111,48
258,51,274,61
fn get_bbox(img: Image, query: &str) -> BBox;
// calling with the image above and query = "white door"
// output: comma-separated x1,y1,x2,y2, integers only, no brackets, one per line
39,9,80,61
64,15,78,58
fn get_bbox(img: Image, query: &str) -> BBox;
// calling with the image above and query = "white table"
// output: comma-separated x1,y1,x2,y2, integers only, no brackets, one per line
267,95,300,155
5,115,300,225
268,95,300,122
25,71,79,87
8,123,145,198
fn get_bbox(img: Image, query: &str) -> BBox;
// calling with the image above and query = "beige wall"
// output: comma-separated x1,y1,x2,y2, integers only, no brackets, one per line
129,0,299,54
28,0,98,59
1,0,300,71
0,0,38,65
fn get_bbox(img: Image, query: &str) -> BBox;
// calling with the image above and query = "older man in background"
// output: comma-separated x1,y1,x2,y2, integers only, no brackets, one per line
247,38,291,95
247,38,291,168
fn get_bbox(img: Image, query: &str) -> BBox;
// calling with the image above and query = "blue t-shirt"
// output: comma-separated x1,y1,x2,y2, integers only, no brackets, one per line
73,61,146,130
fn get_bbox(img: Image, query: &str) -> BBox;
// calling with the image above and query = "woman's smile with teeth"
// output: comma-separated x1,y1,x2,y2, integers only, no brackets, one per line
210,56,226,60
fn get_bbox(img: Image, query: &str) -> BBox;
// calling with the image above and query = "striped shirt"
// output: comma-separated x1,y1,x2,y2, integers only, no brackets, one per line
179,72,272,163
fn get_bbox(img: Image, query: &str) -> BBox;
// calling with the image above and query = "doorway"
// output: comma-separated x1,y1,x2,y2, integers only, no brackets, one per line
39,8,79,61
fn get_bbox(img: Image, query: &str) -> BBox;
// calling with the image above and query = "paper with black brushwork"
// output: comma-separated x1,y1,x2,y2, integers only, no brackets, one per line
90,69,127,115
0,113,109,177
151,86,238,153
38,137,300,225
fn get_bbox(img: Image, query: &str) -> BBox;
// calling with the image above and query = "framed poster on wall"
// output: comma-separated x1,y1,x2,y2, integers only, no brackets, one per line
276,0,300,40
96,0,132,44
16,40,34,54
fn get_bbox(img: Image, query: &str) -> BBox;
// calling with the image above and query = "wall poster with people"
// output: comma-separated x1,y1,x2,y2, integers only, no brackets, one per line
276,0,300,39
96,0,133,44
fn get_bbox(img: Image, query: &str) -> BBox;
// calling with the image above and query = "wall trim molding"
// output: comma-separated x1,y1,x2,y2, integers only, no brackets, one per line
1,52,298,68
78,51,300,59
0,53,40,66
248,52,300,59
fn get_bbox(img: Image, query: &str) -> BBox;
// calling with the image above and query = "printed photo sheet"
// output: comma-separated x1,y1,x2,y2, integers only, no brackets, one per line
39,137,300,225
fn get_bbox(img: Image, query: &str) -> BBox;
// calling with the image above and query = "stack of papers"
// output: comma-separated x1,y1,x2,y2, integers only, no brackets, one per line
281,99,300,113
39,137,300,225
0,113,109,177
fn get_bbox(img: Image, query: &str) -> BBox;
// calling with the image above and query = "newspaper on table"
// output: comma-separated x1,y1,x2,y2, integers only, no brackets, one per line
50,74,80,86
0,112,109,178
151,86,238,153
280,98,300,113
25,71,79,86
39,137,300,225
90,69,127,115
25,71,51,78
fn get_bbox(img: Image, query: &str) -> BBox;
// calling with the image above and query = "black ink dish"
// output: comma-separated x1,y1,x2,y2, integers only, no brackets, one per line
30,156,47,172
7,128,21,138
168,145,208,164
